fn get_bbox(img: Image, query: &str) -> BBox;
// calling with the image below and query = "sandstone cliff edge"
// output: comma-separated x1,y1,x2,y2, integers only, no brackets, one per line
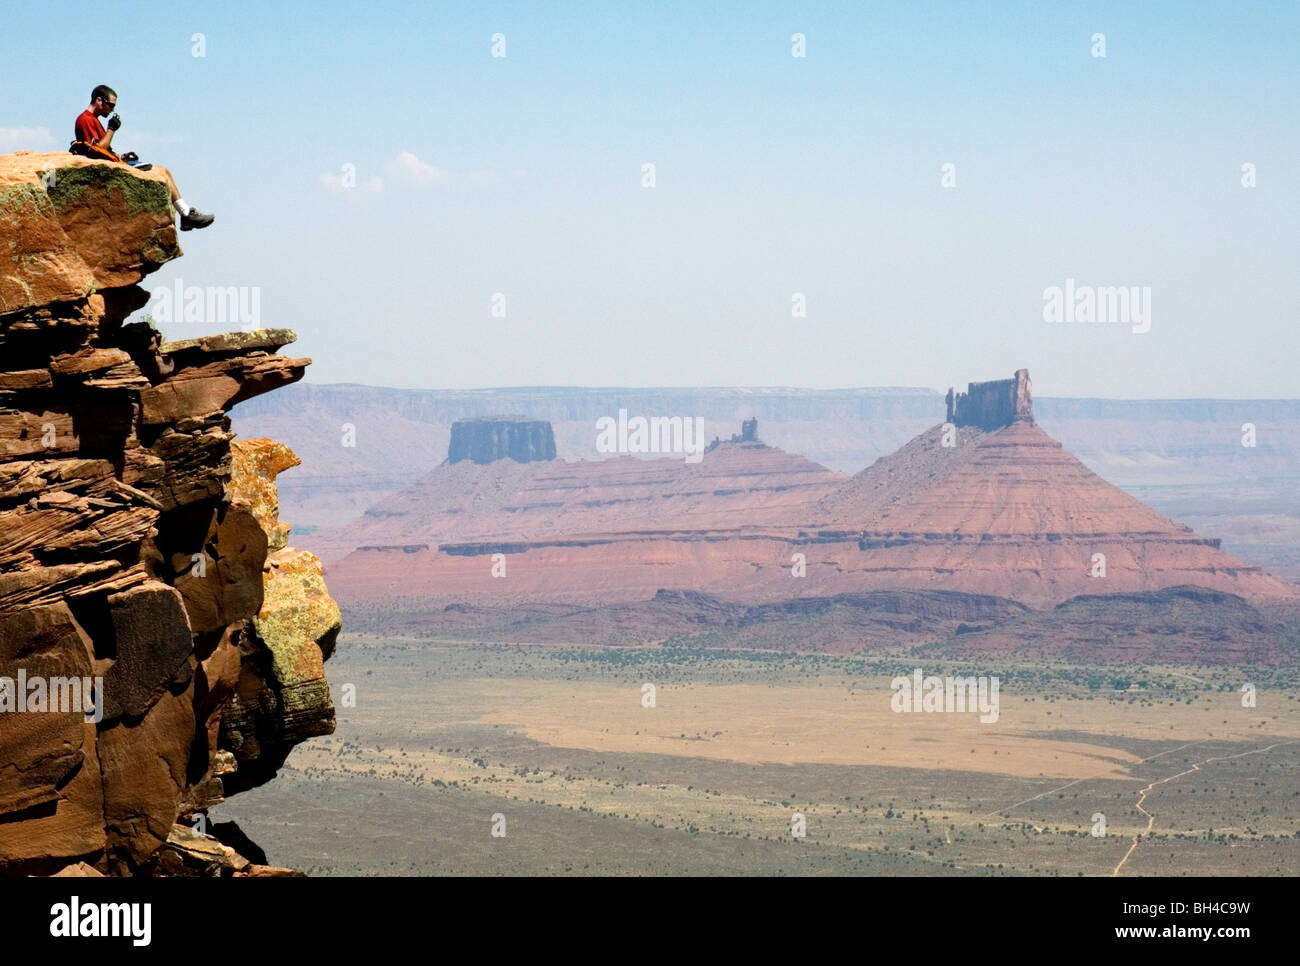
0,151,339,876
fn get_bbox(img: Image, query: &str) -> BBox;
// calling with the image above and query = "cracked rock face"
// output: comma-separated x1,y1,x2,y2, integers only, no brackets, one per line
0,152,338,875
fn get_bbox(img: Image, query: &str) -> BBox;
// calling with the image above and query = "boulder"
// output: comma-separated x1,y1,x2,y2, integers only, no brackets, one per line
0,153,178,315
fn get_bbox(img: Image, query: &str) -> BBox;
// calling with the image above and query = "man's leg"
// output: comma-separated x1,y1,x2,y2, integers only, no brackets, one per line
154,165,213,230
154,164,180,204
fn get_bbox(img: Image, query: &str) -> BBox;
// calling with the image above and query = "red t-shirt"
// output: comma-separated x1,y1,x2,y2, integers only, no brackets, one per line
75,109,106,145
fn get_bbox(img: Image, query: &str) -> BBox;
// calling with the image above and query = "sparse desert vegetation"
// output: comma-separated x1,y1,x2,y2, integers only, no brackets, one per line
220,638,1300,876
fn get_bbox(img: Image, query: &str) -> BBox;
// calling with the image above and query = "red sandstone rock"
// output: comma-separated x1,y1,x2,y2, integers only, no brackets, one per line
98,679,196,871
0,151,335,875
0,153,179,315
323,376,1296,661
0,603,104,871
311,431,847,560
49,861,105,877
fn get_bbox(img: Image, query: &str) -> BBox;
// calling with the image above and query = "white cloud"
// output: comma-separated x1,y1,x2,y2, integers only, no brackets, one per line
0,126,55,152
386,151,450,184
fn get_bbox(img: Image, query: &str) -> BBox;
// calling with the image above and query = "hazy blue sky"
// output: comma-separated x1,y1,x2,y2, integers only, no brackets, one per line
5,1,1297,396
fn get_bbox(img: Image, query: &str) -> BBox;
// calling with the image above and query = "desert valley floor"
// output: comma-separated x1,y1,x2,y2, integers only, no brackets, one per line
221,637,1300,876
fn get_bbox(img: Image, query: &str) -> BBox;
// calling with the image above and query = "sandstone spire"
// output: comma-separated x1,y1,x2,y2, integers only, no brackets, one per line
946,368,1033,429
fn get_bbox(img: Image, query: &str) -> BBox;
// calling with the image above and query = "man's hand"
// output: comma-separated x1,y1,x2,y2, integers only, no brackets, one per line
107,114,122,131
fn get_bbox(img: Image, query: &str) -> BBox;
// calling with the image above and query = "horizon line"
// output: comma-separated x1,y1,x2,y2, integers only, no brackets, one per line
290,380,1300,404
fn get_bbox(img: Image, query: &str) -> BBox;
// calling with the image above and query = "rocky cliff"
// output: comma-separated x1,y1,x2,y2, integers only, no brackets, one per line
447,416,556,465
0,152,338,875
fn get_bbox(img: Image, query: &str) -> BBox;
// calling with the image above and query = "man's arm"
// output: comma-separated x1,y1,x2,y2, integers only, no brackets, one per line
97,115,120,149
75,113,117,149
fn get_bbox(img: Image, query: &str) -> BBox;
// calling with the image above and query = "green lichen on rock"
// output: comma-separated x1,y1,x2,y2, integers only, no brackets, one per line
163,330,298,356
45,163,170,217
0,182,56,224
0,185,60,311
253,550,341,688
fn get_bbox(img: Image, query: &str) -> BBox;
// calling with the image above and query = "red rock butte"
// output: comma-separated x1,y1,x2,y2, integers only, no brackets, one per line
311,414,846,560
322,370,1298,611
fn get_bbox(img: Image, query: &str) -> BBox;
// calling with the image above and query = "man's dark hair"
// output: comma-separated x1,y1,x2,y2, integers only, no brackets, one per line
91,84,116,103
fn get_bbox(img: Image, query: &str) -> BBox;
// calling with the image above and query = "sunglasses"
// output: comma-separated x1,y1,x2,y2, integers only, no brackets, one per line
100,99,117,108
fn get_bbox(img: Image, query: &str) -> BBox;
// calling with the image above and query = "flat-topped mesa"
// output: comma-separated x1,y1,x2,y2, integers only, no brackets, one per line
945,368,1033,430
447,416,556,465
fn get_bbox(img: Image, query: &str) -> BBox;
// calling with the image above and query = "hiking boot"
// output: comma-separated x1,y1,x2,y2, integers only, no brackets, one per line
180,209,214,231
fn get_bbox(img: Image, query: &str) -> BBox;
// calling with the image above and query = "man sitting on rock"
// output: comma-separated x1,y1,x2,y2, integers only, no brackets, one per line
74,84,214,231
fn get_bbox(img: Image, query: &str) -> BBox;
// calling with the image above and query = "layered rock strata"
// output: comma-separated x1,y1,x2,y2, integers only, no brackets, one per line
323,374,1296,636
310,420,846,559
0,152,337,875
